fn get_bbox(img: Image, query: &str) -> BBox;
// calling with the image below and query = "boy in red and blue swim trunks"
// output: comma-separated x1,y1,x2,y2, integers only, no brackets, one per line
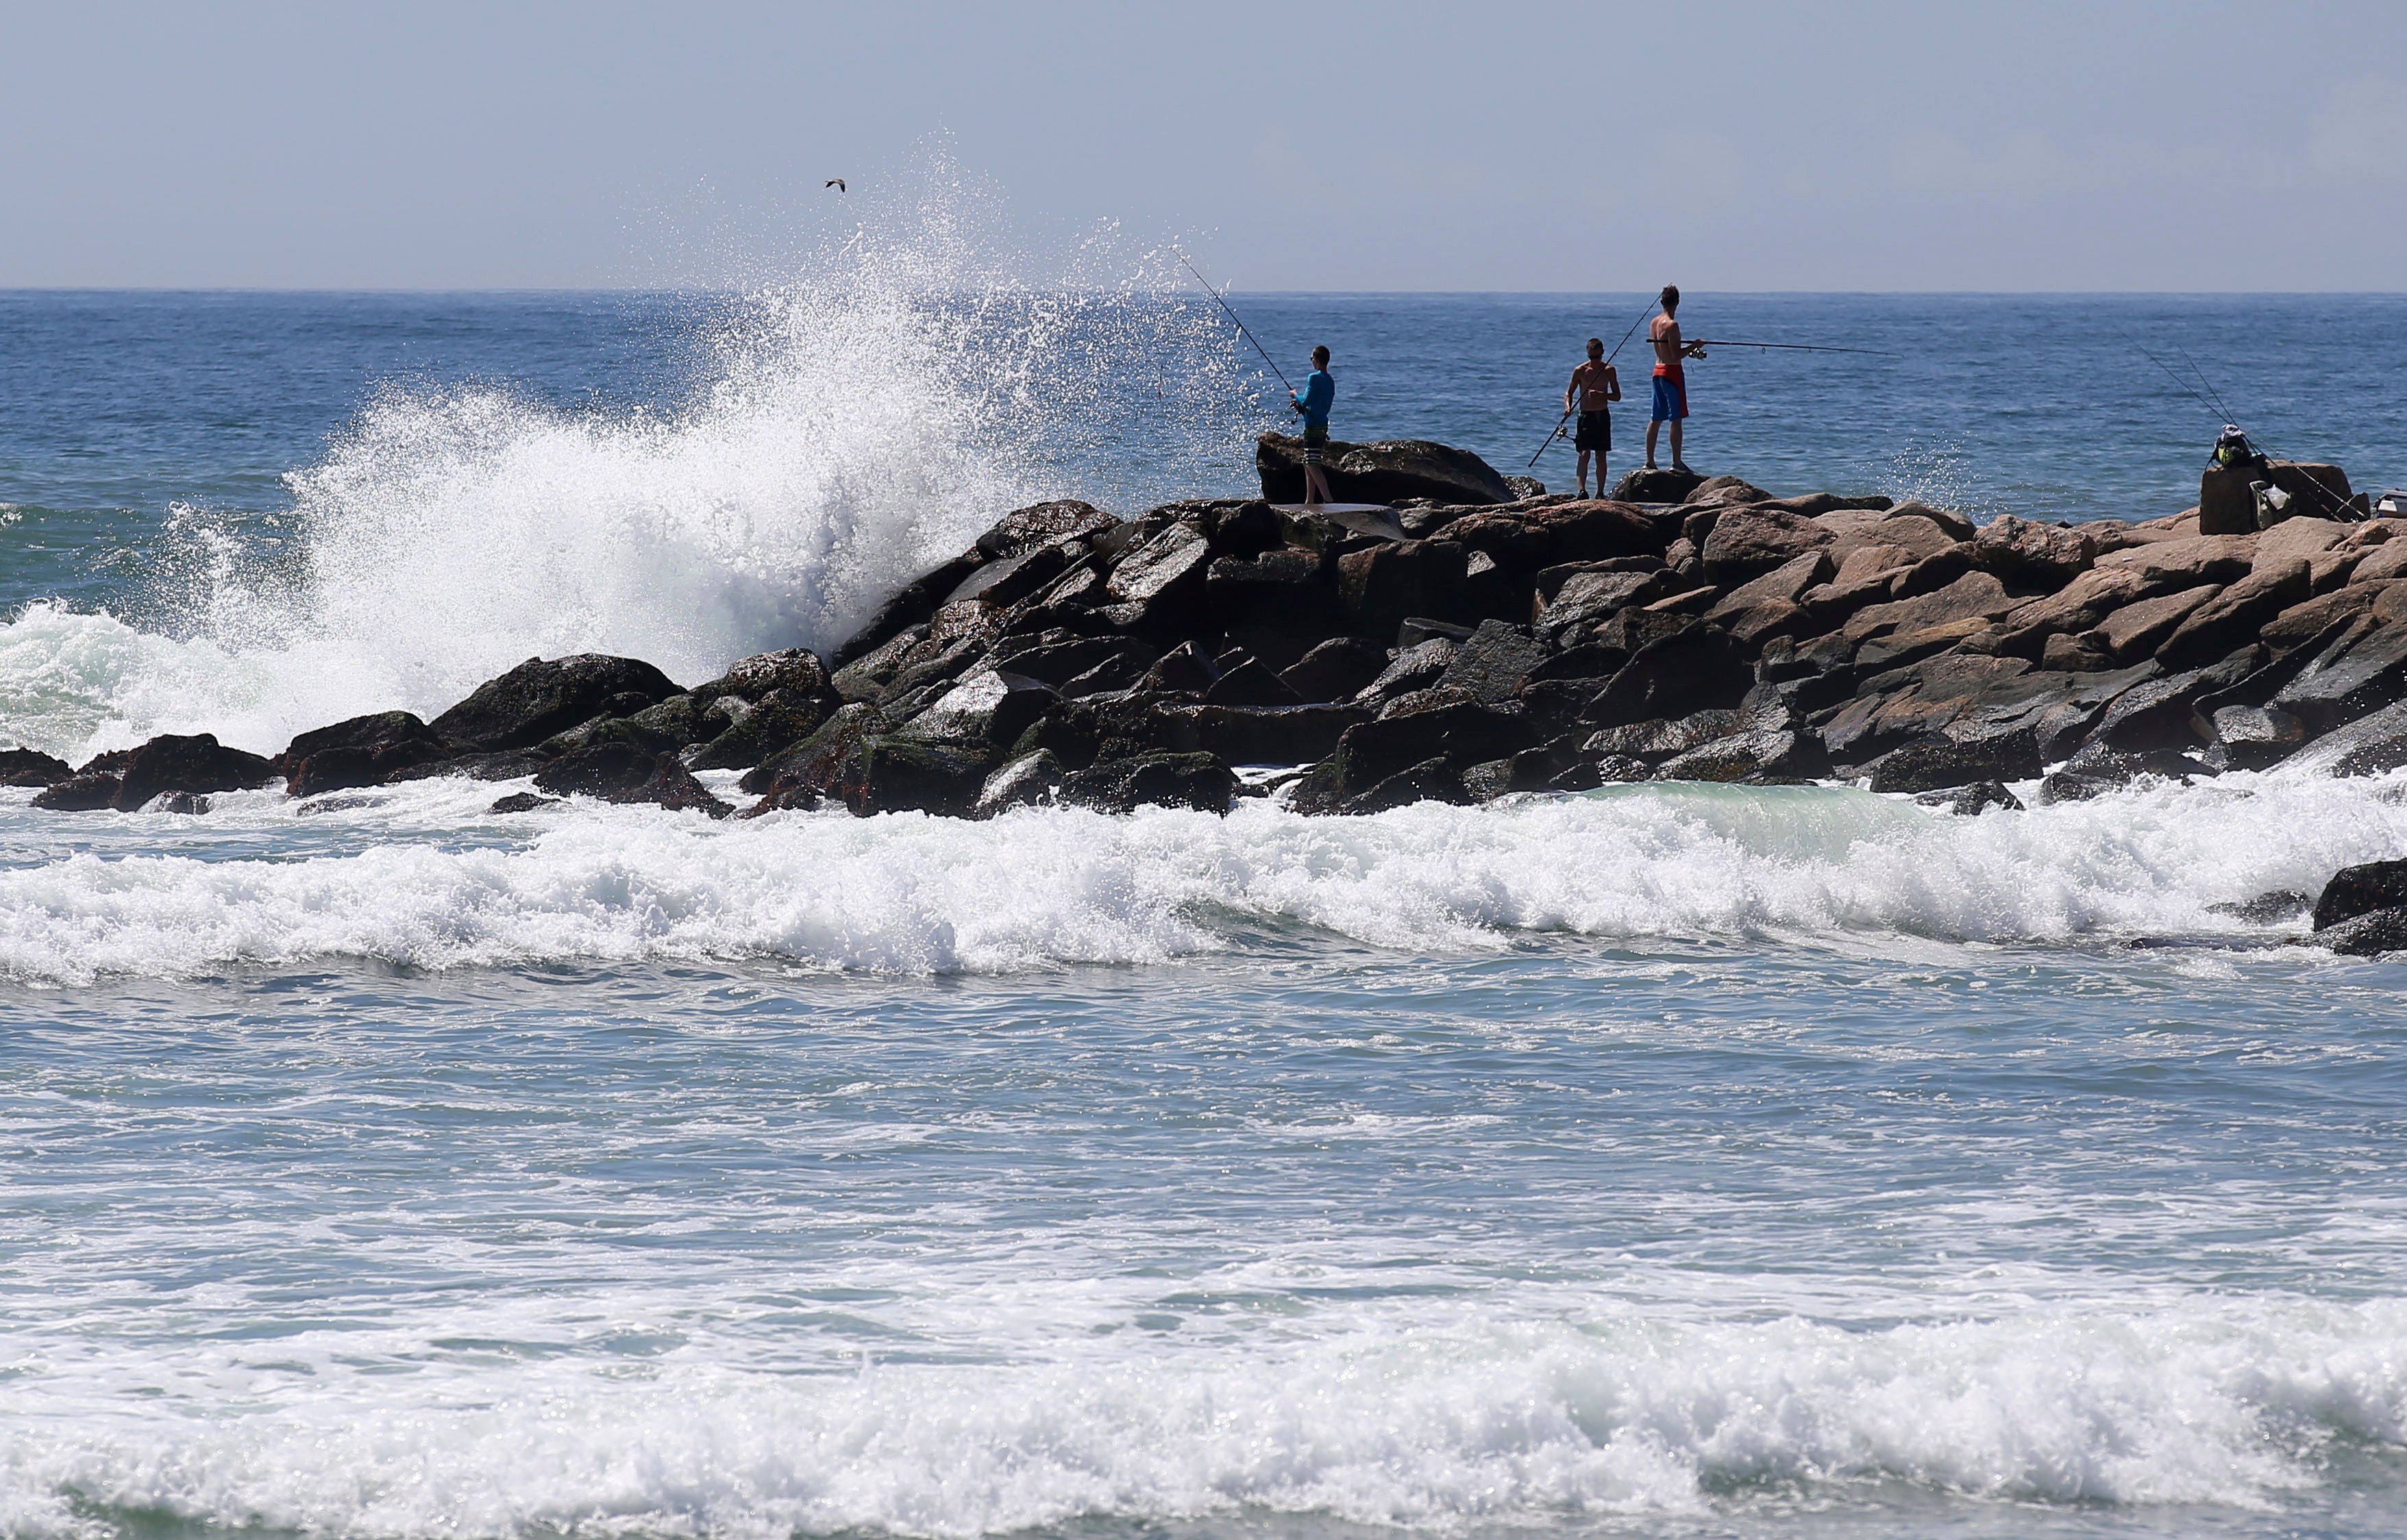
1644,284,1704,475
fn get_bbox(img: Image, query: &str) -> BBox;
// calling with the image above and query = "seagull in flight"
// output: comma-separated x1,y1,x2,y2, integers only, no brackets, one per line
825,179,845,192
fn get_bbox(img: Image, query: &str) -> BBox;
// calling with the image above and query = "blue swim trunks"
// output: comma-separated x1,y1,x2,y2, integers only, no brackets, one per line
1651,366,1688,422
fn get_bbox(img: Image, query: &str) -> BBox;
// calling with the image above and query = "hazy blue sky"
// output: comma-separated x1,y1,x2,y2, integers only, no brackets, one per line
5,1,2402,290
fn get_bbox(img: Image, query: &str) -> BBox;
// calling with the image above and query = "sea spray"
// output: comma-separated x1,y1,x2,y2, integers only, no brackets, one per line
0,188,1253,762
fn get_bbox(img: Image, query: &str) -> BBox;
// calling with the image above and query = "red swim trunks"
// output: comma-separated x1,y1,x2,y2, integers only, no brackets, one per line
1650,364,1687,423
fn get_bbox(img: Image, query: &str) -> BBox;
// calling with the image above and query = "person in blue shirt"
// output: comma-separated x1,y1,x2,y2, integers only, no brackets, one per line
1290,346,1335,506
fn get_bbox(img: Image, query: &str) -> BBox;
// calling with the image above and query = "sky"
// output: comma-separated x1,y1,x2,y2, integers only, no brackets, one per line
3,0,2404,291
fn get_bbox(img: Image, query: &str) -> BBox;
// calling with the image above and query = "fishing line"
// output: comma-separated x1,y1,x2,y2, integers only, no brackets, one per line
1174,250,1294,395
2124,326,2356,519
1529,297,1655,469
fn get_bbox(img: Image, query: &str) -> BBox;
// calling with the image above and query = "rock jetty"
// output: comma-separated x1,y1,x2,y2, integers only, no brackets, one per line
12,432,2407,943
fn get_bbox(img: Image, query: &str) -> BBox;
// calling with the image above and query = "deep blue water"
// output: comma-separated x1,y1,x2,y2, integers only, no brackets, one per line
2,286,2406,1540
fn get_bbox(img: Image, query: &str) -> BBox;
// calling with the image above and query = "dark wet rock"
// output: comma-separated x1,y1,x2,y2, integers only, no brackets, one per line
1655,728,1827,783
1141,641,1218,695
295,794,382,816
946,541,1078,610
2265,462,2356,520
1328,756,1470,814
534,743,732,817
156,792,209,815
1061,751,1237,814
488,792,562,815
1205,548,1342,650
2312,907,2407,957
892,669,1061,760
384,749,551,786
2272,617,2407,735
1102,522,1215,631
1334,539,1470,638
1280,637,1390,703
1202,658,1305,708
1868,733,2042,794
2085,651,2258,756
1353,638,1457,704
2203,705,2307,771
831,624,932,702
1167,703,1370,764
974,749,1068,815
828,555,985,669
1701,506,1834,583
0,747,74,787
428,655,682,753
2038,747,2199,804
1583,710,1744,766
1287,703,1536,814
2208,889,2312,923
79,733,277,811
688,648,835,707
2312,859,2407,932
817,736,982,817
32,771,125,811
1581,625,1754,730
739,701,885,801
280,711,467,797
1437,620,1547,704
2271,698,2407,778
1536,569,1670,649
1972,515,2096,589
1609,467,1705,504
1396,617,1477,649
1913,780,2024,816
993,634,1155,690
684,687,836,771
1257,432,1514,506
976,499,1117,560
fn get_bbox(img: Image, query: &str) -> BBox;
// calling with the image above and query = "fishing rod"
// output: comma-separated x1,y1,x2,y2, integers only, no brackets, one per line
1681,339,1893,356
2123,327,2356,519
1528,298,1655,469
1175,250,1294,395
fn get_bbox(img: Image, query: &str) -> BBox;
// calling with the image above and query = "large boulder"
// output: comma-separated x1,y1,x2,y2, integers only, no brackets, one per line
1,747,77,787
429,655,682,752
975,500,1117,560
36,733,282,811
687,648,834,706
891,670,1059,758
1973,516,2095,590
1287,702,1535,813
2312,859,2407,932
683,688,834,771
1334,539,1470,639
2153,560,2310,667
2273,618,2407,734
1100,522,1214,631
1868,733,2042,794
831,736,989,818
1257,433,1513,506
1609,467,1705,503
1279,638,1390,703
1700,507,1834,583
534,743,732,817
282,711,464,797
1061,752,1238,814
1582,625,1755,728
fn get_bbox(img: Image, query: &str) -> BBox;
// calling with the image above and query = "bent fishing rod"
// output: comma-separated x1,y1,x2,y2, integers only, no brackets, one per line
1175,251,1294,395
1528,298,1654,469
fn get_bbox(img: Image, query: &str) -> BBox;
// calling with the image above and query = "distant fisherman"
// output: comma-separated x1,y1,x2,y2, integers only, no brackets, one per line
1562,336,1622,497
1645,285,1704,474
1291,345,1335,506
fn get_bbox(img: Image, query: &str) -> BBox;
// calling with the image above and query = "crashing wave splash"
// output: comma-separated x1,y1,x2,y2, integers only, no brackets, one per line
0,169,1250,764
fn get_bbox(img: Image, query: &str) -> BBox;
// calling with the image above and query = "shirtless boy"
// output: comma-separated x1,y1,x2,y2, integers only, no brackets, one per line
1563,338,1622,498
1644,285,1705,474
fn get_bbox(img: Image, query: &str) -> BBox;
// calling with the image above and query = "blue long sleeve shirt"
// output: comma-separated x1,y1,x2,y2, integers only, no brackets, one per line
1292,369,1334,430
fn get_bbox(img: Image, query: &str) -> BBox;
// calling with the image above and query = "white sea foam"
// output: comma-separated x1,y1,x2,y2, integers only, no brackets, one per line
3,768,2402,987
1,1290,2401,1537
0,176,1246,764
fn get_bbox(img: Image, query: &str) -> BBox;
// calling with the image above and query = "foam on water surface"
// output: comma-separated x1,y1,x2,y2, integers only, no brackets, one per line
3,768,2402,986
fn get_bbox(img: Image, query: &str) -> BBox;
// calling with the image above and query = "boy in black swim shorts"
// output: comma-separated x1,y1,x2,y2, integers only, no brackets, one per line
1564,336,1622,497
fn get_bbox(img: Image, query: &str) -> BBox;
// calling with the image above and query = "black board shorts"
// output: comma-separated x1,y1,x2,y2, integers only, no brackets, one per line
1575,409,1611,451
1301,423,1329,463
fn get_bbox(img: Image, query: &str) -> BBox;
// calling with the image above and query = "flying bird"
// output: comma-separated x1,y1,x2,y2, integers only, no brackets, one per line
826,179,845,192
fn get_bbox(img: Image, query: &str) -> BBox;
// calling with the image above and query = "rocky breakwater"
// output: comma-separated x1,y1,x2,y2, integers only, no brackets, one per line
10,436,2407,945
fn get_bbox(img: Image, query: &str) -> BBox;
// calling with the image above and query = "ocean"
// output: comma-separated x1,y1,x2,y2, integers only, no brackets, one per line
4,266,2407,1540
